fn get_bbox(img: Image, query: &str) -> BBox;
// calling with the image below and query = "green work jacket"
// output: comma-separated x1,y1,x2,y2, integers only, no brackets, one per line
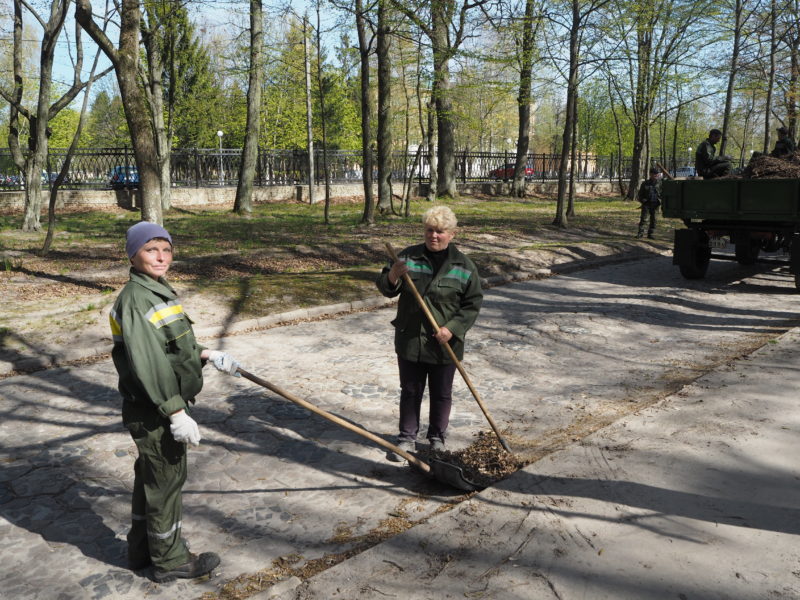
695,138,721,176
376,243,483,364
110,269,204,418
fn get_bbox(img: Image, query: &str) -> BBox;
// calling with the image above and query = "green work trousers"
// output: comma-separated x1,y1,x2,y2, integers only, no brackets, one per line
123,401,191,570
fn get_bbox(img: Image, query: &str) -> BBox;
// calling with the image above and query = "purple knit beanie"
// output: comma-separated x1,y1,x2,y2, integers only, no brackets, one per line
125,222,173,259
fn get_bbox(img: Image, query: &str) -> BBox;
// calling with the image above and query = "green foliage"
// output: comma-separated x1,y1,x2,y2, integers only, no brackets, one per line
152,2,225,148
48,108,81,148
82,89,131,147
260,20,313,149
316,69,361,150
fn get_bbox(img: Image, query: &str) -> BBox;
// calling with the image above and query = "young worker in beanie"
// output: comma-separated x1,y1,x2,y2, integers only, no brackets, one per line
376,206,483,460
636,167,661,239
110,221,241,582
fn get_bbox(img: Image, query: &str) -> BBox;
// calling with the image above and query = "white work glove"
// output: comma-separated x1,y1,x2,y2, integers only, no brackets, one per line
169,409,201,446
207,350,241,376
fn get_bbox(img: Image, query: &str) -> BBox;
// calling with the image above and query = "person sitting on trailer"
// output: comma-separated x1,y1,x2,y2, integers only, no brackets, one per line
695,129,732,179
770,126,796,158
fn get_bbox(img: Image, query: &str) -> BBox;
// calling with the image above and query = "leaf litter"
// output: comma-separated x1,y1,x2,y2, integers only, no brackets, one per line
434,430,525,488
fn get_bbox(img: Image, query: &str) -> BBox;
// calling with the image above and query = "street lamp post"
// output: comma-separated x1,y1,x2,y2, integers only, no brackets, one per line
217,130,224,186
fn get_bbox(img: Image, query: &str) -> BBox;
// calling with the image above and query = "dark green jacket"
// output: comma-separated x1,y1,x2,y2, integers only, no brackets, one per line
637,178,661,206
376,243,483,364
695,138,729,176
771,136,796,158
110,269,204,418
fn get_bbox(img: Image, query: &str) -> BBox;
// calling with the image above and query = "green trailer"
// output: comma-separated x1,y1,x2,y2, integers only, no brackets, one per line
661,178,800,288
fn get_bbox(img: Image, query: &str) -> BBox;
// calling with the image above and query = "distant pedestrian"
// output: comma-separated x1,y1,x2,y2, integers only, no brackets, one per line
376,206,483,460
695,129,732,179
110,221,242,583
771,126,796,158
637,167,662,239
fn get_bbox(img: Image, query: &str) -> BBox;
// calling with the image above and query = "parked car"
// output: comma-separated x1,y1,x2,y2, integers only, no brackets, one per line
489,163,535,181
0,174,22,185
673,166,696,178
108,166,140,189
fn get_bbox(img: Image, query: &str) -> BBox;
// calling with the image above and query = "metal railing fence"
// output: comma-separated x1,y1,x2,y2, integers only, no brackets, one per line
0,146,704,191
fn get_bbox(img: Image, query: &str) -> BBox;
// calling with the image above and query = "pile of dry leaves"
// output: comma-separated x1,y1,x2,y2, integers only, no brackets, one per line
739,151,800,179
435,430,525,488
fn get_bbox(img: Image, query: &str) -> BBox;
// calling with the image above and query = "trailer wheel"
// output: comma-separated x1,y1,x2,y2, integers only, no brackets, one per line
674,229,711,279
735,240,760,265
679,246,711,279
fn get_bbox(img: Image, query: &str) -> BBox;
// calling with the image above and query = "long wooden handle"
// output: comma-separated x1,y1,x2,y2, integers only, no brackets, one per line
384,242,511,452
238,367,431,472
655,162,674,180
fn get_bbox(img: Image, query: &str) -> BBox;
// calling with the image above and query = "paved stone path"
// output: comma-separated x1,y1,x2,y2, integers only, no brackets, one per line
1,252,798,599
289,326,800,600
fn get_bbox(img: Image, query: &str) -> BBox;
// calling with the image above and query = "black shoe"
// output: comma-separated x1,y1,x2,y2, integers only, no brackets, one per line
128,557,152,571
647,233,654,239
429,438,446,453
153,552,220,583
636,233,643,239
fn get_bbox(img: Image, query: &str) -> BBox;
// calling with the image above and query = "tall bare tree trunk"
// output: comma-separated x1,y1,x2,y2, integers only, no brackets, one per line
142,10,172,212
625,17,653,200
513,0,538,198
77,0,162,224
789,18,799,137
554,0,580,228
568,91,578,217
9,0,68,232
426,100,437,202
431,4,456,199
315,2,332,223
355,0,375,224
303,15,316,205
376,0,393,213
234,0,264,215
720,0,743,157
788,3,799,137
763,0,777,153
43,35,101,255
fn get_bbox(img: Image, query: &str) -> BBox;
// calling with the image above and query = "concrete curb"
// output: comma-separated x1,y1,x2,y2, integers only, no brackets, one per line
0,246,661,377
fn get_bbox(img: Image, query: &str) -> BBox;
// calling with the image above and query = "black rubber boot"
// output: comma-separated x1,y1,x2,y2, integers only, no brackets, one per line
152,552,220,583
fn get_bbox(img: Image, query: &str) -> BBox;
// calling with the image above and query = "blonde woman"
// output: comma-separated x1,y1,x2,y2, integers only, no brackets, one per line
376,206,483,460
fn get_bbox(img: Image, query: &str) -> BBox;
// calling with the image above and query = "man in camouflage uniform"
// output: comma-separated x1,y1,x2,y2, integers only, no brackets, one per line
695,129,732,179
636,167,661,239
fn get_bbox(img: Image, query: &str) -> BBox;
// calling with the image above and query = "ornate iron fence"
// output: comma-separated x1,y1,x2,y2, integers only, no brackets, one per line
0,147,699,191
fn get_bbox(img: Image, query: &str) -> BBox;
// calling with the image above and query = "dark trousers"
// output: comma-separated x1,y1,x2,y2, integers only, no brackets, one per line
638,203,658,236
123,402,191,570
397,356,457,442
702,161,731,179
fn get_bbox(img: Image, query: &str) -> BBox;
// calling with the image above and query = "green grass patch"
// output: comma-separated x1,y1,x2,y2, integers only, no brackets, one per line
0,195,666,315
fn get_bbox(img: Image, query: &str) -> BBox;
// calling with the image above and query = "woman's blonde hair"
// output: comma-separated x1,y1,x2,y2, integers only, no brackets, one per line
422,205,457,231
